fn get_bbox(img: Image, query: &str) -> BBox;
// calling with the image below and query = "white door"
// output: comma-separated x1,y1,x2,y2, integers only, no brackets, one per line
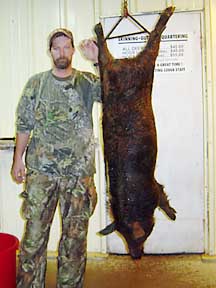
101,11,204,254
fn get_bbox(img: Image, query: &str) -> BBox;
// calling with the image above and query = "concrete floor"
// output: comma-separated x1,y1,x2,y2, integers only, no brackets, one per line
45,253,216,288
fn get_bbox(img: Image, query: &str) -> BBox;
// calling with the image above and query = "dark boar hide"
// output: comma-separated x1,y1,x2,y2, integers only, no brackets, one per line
95,6,176,259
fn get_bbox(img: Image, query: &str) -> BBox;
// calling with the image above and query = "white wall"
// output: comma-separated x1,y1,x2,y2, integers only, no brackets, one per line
203,0,216,255
0,0,205,138
1,0,216,255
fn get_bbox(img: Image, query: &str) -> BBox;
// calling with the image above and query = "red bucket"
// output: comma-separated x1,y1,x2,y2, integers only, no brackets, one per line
0,233,19,288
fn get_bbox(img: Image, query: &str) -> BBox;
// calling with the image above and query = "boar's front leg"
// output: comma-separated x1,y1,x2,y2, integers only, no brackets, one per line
157,183,176,220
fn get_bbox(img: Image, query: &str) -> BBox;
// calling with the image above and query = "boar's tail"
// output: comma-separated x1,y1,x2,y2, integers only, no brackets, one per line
98,222,116,235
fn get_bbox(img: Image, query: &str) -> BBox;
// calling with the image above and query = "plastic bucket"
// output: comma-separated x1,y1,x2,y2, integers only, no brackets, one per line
0,233,19,288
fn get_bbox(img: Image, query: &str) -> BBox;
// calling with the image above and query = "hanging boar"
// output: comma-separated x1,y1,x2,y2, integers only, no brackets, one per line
95,6,176,259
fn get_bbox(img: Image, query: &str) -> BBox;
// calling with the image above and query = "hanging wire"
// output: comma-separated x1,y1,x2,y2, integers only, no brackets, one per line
105,0,150,40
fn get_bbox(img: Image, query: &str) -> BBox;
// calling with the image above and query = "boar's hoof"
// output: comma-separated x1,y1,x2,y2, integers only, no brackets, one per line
161,206,177,221
98,222,116,235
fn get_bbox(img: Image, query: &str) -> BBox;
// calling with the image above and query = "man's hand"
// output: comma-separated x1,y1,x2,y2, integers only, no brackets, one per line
11,156,26,184
79,39,99,63
11,132,30,184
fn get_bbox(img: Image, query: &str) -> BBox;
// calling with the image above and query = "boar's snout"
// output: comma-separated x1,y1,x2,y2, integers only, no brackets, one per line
129,243,144,259
119,221,147,259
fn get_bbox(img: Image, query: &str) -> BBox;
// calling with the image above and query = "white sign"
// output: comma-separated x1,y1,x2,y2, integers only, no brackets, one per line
102,13,198,74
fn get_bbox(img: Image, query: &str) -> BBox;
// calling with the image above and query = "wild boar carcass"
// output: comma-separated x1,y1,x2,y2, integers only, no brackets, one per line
95,6,176,259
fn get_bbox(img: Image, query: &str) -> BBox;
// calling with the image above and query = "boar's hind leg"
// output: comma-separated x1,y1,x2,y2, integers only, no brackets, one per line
157,183,176,220
155,6,175,35
94,22,113,67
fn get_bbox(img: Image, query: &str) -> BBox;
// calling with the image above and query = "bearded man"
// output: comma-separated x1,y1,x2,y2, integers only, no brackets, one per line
11,28,100,288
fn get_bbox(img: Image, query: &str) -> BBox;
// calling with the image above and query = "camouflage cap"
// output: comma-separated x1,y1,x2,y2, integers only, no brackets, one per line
48,28,74,50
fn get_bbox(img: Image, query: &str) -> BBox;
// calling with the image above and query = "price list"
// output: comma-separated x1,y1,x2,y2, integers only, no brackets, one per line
115,33,189,73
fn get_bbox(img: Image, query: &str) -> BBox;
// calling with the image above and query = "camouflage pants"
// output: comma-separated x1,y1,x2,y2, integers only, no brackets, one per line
16,171,97,288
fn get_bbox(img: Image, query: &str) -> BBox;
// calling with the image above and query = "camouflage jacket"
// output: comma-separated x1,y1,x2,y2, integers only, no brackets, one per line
16,69,101,177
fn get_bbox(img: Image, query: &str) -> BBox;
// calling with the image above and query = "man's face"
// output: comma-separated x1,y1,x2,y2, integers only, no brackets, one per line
50,35,74,69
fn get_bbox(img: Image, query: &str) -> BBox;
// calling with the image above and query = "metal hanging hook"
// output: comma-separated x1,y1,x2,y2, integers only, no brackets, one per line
123,0,129,17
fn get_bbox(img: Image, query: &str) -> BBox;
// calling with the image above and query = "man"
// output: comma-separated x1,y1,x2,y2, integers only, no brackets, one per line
11,28,100,288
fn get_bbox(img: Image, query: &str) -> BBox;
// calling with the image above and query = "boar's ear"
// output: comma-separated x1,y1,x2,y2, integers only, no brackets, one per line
98,222,116,235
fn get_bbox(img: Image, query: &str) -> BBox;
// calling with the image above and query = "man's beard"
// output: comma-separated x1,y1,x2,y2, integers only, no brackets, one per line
54,57,71,69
